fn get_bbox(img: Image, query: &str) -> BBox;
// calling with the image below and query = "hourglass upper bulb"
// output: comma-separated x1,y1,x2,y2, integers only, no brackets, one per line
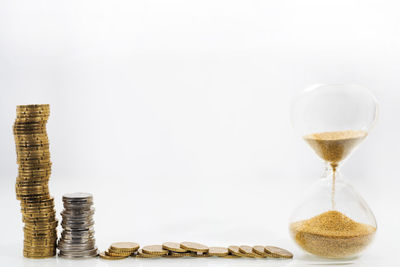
291,84,378,164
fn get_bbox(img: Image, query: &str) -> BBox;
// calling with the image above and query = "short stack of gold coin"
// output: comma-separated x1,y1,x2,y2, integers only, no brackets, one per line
13,104,57,258
100,242,140,259
100,241,293,260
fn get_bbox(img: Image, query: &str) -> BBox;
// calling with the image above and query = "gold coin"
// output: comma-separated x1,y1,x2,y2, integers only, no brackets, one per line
14,121,47,126
17,178,50,183
16,144,50,150
16,189,49,195
23,250,55,254
24,241,56,247
17,193,50,198
24,241,57,247
16,146,50,153
21,208,55,215
18,168,52,174
227,246,246,257
17,104,50,110
142,245,168,256
18,196,52,203
20,200,54,208
16,182,48,188
17,160,51,166
23,251,55,256
24,221,57,229
18,154,51,159
110,242,140,252
264,246,293,259
163,254,184,258
15,117,48,123
22,211,56,219
23,228,57,235
24,234,57,239
24,221,57,228
190,252,211,257
14,133,48,139
162,242,187,253
23,215,56,223
165,251,192,257
13,127,47,132
18,162,52,168
17,150,50,157
252,246,269,258
208,247,229,257
15,141,49,147
137,249,161,258
239,245,262,258
17,150,50,155
23,253,55,259
17,154,50,159
99,251,127,260
16,184,48,189
180,242,209,253
105,250,132,257
24,231,57,236
222,254,240,258
15,117,49,122
23,246,56,251
108,248,134,255
17,170,51,176
13,130,47,135
23,242,56,248
16,111,49,116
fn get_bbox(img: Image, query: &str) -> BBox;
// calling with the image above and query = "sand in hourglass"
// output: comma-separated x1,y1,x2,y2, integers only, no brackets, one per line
290,211,376,258
303,130,367,164
304,130,367,209
290,130,375,258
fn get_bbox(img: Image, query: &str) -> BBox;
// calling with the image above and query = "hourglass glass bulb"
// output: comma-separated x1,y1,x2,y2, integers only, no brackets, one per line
289,84,378,259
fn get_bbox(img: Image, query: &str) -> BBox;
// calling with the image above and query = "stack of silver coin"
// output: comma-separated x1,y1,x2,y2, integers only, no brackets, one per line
58,193,98,258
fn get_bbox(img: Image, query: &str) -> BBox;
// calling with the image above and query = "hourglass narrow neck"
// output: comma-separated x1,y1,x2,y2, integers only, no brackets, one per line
322,162,341,179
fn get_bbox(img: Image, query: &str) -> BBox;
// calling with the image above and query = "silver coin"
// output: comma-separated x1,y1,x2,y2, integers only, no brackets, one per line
61,207,95,214
62,192,93,200
61,226,94,231
62,200,93,205
61,230,95,236
58,244,96,251
58,238,95,244
58,250,98,258
58,244,97,251
61,219,94,225
60,237,95,243
62,206,93,212
61,230,95,237
61,234,95,240
59,247,98,256
62,209,94,215
61,217,94,223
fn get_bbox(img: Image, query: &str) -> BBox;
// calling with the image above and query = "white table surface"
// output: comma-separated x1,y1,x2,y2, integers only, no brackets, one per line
1,175,398,267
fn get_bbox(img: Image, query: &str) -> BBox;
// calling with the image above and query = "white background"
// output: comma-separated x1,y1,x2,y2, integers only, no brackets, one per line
1,1,399,266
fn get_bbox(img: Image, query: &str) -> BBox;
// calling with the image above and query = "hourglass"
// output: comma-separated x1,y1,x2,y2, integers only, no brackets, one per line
289,84,378,259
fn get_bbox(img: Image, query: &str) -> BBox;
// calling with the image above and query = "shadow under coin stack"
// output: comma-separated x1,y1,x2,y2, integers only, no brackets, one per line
13,104,57,258
58,193,98,258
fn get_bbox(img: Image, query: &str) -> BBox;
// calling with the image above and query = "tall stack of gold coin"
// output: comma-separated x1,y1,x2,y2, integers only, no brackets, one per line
13,104,57,258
